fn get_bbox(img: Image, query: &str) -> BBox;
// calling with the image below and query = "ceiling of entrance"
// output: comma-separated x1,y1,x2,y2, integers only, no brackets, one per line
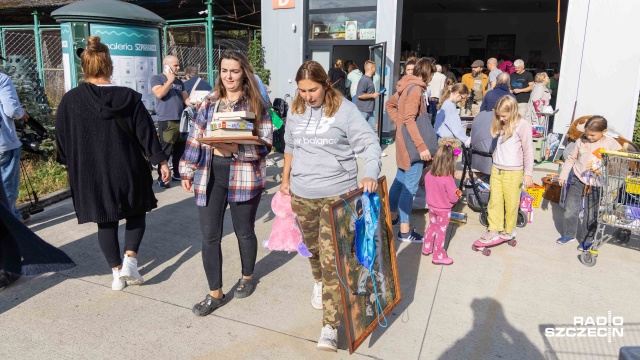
404,0,561,13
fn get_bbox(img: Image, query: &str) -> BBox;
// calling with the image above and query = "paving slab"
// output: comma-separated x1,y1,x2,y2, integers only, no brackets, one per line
1,143,639,360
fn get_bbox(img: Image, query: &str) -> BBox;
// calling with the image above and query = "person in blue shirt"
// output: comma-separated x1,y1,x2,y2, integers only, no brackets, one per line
0,64,29,221
434,83,470,146
480,72,515,112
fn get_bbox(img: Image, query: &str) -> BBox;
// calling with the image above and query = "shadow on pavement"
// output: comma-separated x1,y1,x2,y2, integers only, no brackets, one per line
1,185,292,314
438,298,544,360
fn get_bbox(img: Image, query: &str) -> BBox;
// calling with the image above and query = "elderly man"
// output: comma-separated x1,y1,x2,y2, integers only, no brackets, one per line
487,57,502,90
151,55,188,186
461,59,488,116
480,72,515,112
510,59,534,117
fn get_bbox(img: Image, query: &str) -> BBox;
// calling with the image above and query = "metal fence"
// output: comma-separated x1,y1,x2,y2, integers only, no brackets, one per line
0,23,253,120
1,27,60,122
163,24,251,82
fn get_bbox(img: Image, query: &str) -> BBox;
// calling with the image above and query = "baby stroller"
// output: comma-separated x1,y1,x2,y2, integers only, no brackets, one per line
459,144,528,228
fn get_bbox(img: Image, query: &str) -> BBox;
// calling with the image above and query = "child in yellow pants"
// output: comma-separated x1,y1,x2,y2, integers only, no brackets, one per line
477,96,534,243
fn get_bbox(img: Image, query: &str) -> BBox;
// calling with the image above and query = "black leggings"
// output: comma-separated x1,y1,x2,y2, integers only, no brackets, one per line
97,214,146,268
198,156,261,291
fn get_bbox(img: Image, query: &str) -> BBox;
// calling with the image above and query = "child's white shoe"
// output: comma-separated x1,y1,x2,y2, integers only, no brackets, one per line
112,269,126,291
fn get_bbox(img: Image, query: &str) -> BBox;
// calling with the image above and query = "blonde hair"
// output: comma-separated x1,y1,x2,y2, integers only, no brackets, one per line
81,36,113,79
292,61,342,117
430,137,461,177
438,83,469,110
534,72,549,83
491,96,520,140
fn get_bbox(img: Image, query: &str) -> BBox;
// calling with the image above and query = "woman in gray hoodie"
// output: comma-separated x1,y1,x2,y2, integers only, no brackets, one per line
280,61,382,352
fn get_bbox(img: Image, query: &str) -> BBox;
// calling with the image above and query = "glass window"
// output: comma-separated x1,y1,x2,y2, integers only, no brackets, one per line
309,0,376,10
308,11,377,40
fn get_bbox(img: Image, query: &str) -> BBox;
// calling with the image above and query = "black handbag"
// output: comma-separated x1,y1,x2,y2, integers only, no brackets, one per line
400,84,439,163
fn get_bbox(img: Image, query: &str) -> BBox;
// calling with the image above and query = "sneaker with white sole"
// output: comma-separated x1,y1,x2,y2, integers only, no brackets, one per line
120,254,144,285
311,281,323,310
112,269,126,291
397,228,424,243
317,324,338,352
499,230,516,240
478,230,501,245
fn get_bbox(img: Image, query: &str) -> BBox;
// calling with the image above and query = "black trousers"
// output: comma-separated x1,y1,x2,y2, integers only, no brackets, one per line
0,181,21,274
172,140,186,177
97,214,146,268
198,156,261,291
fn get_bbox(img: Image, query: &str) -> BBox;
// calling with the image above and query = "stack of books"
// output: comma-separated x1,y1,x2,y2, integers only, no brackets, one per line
206,111,255,138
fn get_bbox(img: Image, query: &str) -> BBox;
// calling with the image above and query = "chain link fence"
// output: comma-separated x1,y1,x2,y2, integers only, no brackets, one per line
1,24,254,117
1,29,56,122
163,25,251,82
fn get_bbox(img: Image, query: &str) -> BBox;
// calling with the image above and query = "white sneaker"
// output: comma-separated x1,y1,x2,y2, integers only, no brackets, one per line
311,281,323,310
499,230,517,240
111,269,126,291
381,152,388,157
317,324,338,352
120,254,144,285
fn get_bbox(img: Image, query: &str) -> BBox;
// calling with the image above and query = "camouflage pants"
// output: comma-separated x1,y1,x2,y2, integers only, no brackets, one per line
291,193,343,328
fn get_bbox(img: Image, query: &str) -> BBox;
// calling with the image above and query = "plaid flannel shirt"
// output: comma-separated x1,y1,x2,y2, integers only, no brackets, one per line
179,98,272,206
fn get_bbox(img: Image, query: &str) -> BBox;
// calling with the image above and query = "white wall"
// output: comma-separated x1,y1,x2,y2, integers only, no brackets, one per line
377,0,403,133
261,1,304,101
555,0,640,137
408,12,561,66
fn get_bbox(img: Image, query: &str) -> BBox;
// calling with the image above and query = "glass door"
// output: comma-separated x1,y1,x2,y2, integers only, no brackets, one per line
369,42,386,143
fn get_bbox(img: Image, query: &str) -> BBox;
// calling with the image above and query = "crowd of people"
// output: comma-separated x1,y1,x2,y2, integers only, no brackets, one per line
3,36,611,354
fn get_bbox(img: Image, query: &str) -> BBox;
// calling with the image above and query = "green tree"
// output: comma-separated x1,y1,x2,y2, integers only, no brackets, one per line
247,38,271,85
634,95,640,144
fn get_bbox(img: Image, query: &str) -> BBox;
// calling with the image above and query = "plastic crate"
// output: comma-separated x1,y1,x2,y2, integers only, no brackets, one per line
524,184,545,208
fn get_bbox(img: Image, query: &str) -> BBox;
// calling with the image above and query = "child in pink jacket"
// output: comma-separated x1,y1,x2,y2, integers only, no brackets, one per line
423,138,463,265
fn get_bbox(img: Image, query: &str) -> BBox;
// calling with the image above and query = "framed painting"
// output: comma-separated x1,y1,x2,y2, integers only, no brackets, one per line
329,176,402,353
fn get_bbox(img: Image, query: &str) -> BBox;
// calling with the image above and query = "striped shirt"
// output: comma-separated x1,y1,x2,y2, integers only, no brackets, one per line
179,97,272,206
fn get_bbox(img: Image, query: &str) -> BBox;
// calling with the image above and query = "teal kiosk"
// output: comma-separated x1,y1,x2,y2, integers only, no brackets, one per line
52,0,165,110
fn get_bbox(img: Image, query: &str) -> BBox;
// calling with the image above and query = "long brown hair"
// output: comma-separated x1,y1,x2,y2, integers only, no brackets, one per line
438,83,469,110
81,36,113,79
491,95,520,140
292,61,342,117
212,51,265,130
430,137,461,177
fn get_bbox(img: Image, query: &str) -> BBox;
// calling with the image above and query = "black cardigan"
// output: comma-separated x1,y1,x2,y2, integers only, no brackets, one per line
56,83,165,224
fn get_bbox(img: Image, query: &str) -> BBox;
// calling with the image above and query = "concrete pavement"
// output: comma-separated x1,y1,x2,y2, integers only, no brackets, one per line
1,144,640,359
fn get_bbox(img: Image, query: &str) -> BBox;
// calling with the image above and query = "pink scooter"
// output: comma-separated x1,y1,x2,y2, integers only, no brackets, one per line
472,236,517,256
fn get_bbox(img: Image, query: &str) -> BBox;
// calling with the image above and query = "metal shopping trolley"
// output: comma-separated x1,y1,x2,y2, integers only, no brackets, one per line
580,150,640,267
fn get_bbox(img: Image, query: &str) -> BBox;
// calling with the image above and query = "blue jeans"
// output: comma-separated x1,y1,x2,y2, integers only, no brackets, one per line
361,111,376,131
0,147,22,219
428,100,438,124
389,162,423,224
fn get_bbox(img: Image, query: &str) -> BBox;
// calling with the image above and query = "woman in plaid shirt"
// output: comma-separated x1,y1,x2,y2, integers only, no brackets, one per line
179,51,272,316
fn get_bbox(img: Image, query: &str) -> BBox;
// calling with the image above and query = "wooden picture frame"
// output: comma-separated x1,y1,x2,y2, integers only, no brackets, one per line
328,176,402,354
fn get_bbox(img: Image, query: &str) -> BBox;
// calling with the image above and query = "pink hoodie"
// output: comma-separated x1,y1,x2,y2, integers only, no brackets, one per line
425,173,460,211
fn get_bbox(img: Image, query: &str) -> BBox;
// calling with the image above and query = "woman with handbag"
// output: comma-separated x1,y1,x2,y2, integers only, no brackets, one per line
180,51,273,316
280,61,381,351
385,57,438,242
55,36,171,291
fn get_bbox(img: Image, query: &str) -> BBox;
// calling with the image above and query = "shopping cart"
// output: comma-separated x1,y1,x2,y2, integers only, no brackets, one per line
580,150,640,267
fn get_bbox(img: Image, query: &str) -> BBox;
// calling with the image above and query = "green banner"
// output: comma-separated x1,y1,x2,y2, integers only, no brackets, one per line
90,24,160,58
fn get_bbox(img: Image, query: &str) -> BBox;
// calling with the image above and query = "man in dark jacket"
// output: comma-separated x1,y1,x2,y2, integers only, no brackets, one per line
480,72,515,112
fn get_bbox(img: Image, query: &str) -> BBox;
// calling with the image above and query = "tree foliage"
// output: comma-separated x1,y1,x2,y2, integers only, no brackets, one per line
247,38,271,85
